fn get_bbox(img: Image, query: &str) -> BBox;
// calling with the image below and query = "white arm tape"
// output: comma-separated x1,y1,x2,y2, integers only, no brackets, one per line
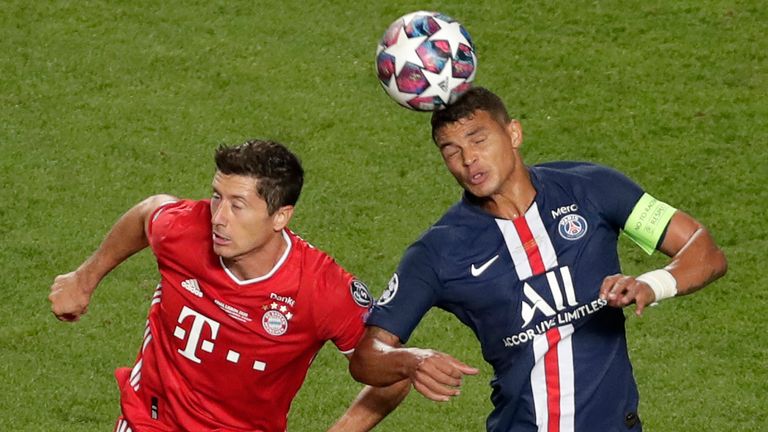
636,269,678,304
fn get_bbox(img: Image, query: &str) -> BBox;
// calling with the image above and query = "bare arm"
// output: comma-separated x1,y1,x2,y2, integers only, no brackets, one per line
326,352,411,432
600,210,728,315
349,327,479,403
48,194,178,321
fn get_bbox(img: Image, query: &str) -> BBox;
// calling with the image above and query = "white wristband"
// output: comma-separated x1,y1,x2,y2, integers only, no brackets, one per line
636,269,678,304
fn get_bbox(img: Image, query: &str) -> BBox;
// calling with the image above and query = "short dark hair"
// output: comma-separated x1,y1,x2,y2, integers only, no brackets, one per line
214,139,304,214
430,86,511,142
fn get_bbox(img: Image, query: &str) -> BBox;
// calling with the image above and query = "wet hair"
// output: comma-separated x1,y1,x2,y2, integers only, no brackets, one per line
430,86,511,142
214,139,304,214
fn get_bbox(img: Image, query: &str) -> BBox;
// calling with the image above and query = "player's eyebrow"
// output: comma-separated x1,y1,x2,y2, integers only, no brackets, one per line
211,186,249,204
465,126,486,138
232,194,249,205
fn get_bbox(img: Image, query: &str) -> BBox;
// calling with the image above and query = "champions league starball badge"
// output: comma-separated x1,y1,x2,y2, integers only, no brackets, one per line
377,273,399,305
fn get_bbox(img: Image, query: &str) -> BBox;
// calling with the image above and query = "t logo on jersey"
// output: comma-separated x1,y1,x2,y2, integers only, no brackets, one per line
174,306,220,363
521,266,578,328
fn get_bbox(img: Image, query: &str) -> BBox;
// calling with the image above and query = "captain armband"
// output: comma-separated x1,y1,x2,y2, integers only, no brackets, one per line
622,193,677,255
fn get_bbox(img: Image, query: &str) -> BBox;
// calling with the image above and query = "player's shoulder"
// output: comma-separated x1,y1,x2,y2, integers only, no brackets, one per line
149,199,211,240
287,230,372,308
287,229,333,266
531,161,628,182
286,230,353,284
152,198,209,221
531,161,641,195
415,199,492,255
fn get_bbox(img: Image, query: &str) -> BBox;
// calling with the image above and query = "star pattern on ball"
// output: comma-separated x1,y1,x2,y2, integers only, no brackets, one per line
386,73,416,107
430,17,472,58
383,26,427,75
419,59,464,104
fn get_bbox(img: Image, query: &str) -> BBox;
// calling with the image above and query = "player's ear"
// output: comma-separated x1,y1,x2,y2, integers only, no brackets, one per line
507,119,523,149
272,205,294,231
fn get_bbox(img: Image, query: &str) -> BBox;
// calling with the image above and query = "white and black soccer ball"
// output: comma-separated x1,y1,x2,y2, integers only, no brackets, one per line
375,11,477,111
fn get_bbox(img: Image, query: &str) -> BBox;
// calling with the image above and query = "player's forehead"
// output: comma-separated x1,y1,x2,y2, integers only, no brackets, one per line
434,110,495,144
211,171,261,200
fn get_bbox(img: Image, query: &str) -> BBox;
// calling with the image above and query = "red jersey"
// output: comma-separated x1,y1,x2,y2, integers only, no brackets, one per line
115,200,373,432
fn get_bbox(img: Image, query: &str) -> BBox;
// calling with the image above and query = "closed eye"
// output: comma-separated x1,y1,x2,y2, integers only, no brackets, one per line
441,145,460,159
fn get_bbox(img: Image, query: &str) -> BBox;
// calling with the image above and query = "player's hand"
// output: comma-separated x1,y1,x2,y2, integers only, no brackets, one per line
403,348,479,402
48,271,94,322
599,273,656,316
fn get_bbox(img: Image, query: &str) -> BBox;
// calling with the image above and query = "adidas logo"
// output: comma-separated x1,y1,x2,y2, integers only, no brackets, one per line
181,279,203,298
438,78,449,92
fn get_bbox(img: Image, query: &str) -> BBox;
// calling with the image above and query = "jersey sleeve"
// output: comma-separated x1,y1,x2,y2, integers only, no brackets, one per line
366,240,440,344
147,200,185,255
146,199,209,260
314,262,373,354
579,165,645,229
580,165,675,254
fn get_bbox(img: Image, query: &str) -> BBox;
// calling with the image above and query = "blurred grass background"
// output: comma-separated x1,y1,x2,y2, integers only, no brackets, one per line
1,1,765,430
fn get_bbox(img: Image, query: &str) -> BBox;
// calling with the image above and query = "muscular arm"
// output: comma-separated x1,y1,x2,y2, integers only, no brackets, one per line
48,194,178,321
601,210,728,315
326,352,411,432
656,211,727,294
349,326,478,403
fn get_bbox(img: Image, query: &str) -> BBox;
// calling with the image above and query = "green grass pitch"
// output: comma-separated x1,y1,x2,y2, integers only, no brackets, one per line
1,1,765,430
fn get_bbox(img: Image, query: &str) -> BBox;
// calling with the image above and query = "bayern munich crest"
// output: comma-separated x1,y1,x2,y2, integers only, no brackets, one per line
262,310,289,336
558,214,588,241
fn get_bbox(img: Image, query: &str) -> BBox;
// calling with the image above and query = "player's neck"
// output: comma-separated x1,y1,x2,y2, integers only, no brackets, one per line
223,231,289,281
481,168,536,220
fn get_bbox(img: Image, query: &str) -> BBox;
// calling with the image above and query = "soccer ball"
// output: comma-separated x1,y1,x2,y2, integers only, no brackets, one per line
375,11,477,111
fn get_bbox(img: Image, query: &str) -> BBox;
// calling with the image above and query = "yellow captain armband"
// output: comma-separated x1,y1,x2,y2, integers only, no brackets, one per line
622,193,677,255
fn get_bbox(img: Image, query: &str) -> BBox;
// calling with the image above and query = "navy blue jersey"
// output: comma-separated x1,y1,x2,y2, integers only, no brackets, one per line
367,162,649,432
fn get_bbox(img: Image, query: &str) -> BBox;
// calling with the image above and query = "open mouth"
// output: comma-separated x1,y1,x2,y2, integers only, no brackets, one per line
469,171,487,185
212,231,231,245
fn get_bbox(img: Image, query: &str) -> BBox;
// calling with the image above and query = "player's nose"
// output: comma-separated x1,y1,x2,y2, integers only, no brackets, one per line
462,148,478,166
211,202,228,225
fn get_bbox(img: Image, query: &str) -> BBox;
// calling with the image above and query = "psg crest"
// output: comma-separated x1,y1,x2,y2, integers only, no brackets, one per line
558,214,588,241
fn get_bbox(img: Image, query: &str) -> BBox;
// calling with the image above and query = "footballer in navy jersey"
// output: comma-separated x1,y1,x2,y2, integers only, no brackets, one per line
350,87,727,432
369,162,644,431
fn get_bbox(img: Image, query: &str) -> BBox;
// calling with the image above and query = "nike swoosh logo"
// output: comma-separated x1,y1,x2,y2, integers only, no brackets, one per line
471,255,500,277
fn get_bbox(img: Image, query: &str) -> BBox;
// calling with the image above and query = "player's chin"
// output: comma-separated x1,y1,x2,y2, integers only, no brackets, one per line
463,184,493,199
212,244,235,258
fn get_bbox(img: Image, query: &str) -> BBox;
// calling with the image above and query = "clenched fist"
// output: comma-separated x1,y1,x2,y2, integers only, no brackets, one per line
49,271,95,322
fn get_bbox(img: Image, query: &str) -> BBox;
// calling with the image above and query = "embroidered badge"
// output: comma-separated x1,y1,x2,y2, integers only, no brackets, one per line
262,310,289,336
378,273,399,305
350,280,372,307
558,214,588,241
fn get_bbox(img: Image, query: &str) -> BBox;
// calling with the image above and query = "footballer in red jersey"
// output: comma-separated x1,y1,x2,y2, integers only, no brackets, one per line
50,140,409,432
